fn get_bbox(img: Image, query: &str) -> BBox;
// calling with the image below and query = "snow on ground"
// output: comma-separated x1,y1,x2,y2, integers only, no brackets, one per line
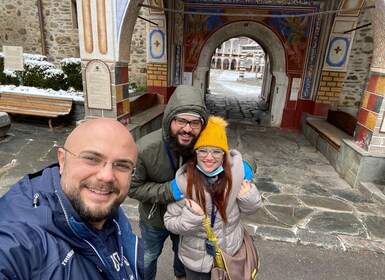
209,69,262,97
0,85,84,102
0,69,259,102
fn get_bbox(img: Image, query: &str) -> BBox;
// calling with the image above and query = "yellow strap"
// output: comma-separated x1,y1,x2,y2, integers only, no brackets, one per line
203,216,225,268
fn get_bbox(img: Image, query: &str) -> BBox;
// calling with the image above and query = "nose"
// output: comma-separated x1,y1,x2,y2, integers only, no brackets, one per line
96,161,115,182
205,152,214,159
183,123,193,132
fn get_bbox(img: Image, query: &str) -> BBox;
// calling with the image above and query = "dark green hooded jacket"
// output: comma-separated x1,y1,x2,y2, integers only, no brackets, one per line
128,85,209,228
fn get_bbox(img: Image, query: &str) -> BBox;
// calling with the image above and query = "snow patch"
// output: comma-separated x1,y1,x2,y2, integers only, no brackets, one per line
0,85,84,102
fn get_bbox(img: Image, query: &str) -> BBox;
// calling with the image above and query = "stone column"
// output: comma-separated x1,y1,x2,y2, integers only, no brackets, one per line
229,39,234,57
77,0,133,124
353,0,385,153
239,45,246,79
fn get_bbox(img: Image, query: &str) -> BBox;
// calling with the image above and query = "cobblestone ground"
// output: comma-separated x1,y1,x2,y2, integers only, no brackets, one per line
206,69,270,125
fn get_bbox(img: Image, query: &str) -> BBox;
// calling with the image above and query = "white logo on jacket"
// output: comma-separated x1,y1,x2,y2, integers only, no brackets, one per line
61,250,74,266
110,252,130,271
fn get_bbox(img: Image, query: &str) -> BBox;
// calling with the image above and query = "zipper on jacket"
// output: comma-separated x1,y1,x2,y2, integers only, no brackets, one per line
54,191,109,270
33,193,40,208
148,204,157,219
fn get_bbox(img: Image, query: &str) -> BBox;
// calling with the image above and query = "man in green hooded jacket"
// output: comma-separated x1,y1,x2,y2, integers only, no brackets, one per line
129,85,208,280
129,85,256,280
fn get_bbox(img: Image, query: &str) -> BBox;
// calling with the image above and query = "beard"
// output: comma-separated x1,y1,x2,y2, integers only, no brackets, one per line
168,130,198,156
65,180,125,224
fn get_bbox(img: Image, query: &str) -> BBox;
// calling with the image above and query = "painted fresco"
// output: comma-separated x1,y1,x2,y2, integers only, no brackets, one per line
184,6,317,69
184,8,223,65
270,15,309,70
183,5,321,99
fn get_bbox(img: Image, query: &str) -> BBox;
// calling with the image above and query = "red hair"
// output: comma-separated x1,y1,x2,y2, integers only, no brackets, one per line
186,155,232,223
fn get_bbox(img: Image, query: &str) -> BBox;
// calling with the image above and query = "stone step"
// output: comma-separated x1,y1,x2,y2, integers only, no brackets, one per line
358,182,385,204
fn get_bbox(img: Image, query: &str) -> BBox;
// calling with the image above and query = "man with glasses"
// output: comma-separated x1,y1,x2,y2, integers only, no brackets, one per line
0,118,144,280
128,85,209,280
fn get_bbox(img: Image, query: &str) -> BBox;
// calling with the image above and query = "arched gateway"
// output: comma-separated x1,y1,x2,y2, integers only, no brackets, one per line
194,21,288,127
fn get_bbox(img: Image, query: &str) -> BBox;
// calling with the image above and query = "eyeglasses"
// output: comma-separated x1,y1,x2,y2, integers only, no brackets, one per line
62,147,136,176
196,148,224,159
174,117,202,129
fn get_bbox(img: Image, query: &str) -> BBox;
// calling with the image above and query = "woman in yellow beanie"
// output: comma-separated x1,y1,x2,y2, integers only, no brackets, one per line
164,116,262,279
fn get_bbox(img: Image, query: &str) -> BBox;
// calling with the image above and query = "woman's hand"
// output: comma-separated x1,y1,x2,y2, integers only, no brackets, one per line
238,179,252,196
184,198,204,216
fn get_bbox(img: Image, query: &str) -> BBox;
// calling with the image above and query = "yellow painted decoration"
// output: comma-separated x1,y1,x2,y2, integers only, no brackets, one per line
365,111,378,130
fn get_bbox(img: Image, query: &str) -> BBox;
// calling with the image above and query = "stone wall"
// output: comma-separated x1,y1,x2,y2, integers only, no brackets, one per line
128,10,147,89
353,0,385,153
1,2,41,55
0,0,79,66
339,9,373,111
367,0,385,72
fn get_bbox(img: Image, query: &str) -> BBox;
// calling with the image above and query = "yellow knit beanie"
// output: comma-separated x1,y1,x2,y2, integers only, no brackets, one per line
194,115,229,153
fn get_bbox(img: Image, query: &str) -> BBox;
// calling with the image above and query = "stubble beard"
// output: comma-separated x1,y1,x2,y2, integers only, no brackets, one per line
65,180,124,224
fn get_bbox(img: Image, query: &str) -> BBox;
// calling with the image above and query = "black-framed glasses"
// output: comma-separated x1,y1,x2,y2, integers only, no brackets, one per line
62,147,136,176
196,148,224,159
174,117,202,129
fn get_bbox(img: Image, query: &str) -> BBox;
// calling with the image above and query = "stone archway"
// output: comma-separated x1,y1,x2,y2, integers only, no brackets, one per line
117,0,143,61
194,21,288,127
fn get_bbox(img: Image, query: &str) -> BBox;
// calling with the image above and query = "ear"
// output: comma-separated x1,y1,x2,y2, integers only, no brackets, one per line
57,148,66,175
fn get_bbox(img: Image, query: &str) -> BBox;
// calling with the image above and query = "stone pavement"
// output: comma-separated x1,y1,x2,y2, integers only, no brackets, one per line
1,95,385,255
206,93,270,126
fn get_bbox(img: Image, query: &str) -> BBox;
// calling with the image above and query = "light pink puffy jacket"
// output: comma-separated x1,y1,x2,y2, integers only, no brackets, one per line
164,149,262,273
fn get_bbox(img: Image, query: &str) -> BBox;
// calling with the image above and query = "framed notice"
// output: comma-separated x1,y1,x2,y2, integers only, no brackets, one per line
3,46,24,71
290,78,302,101
183,72,192,86
85,60,112,110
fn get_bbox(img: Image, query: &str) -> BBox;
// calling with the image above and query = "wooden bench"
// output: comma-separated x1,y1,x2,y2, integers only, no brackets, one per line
306,109,357,150
0,91,73,129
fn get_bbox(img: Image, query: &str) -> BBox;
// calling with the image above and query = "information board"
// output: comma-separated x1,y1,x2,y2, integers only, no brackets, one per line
85,60,112,110
3,45,24,71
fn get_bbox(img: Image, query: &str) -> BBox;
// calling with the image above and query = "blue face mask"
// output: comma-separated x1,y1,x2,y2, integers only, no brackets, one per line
196,164,224,177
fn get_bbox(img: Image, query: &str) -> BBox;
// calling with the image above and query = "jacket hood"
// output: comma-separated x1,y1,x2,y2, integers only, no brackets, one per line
162,85,208,145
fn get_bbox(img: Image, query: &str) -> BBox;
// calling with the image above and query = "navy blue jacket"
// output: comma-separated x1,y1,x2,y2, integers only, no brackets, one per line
0,164,144,280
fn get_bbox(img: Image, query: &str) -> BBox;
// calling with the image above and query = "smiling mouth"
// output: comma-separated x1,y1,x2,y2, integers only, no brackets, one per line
203,162,216,167
88,188,112,195
180,134,192,138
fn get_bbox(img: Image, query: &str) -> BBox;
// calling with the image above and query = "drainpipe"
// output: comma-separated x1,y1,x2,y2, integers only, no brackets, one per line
37,0,47,55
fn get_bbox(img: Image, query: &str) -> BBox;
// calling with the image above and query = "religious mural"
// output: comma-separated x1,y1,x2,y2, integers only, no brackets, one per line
276,16,309,70
184,9,222,67
183,4,321,99
184,6,317,68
